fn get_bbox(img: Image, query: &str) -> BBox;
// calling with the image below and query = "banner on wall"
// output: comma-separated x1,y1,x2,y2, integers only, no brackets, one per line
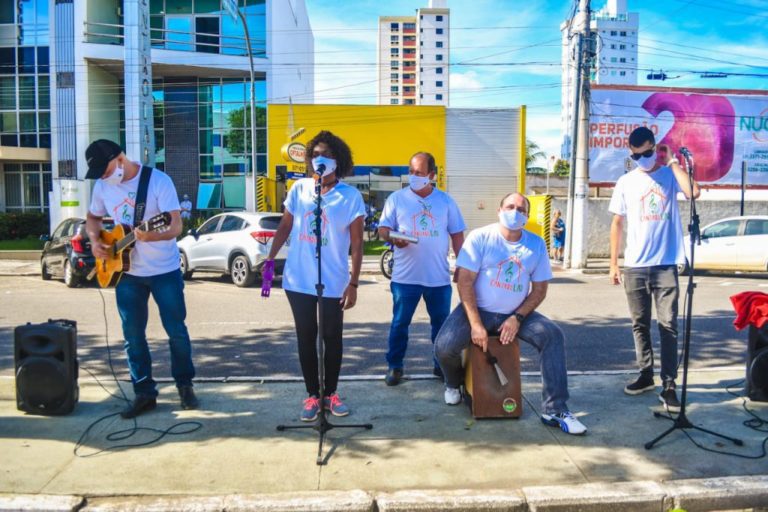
589,86,768,185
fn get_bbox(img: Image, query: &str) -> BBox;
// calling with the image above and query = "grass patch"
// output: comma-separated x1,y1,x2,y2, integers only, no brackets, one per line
0,237,44,250
364,240,387,256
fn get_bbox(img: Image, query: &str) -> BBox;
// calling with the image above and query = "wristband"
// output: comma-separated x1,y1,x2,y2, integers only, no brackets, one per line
349,282,359,288
514,312,526,323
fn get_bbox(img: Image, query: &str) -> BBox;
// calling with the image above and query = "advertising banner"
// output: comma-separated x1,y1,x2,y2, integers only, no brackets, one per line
589,87,768,185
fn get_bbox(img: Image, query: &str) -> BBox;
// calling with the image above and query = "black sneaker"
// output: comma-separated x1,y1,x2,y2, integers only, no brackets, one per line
178,385,199,410
384,368,403,386
120,394,157,419
659,383,681,412
624,375,655,395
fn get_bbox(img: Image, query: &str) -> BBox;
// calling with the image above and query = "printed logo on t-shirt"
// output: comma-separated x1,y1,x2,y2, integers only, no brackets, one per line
640,184,670,222
490,254,525,293
300,210,329,246
113,192,136,225
410,200,439,238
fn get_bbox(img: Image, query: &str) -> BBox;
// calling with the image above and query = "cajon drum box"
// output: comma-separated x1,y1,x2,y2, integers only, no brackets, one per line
463,336,522,419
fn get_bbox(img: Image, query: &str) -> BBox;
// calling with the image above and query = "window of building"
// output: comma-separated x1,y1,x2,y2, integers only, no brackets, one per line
403,23,416,29
436,54,443,61
2,162,51,212
436,94,443,100
391,73,398,79
619,57,626,63
391,35,398,43
611,70,616,75
391,60,399,68
610,30,617,36
610,57,617,62
391,48,399,55
436,28,444,34
436,15,443,21
390,22,399,30
620,31,627,36
404,99,414,105
420,41,423,46
391,99,399,104
610,44,616,49
436,67,443,74
436,81,443,87
436,41,443,48
619,44,626,49
620,71,626,76
391,86,399,92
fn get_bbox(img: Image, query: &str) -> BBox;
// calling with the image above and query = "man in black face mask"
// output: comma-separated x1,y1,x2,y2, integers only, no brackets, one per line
609,127,700,412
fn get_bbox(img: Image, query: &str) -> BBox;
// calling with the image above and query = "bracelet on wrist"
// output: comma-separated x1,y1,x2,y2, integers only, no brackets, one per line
349,282,359,288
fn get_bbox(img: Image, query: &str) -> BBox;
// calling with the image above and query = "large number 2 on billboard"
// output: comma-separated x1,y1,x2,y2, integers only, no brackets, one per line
642,93,735,182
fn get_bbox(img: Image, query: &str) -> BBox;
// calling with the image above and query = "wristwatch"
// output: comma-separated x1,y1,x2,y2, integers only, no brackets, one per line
514,312,526,323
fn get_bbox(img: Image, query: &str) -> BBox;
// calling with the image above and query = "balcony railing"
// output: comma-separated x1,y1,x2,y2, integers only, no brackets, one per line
83,21,265,58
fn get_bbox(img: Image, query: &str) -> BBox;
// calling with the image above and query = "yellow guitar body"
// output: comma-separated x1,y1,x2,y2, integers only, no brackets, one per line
94,224,132,288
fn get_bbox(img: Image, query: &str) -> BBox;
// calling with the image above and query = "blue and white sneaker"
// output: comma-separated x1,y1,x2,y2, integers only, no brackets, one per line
541,411,587,435
301,396,320,422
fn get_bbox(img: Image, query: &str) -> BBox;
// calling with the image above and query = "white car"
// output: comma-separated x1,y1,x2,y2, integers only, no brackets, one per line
681,215,768,273
177,212,287,287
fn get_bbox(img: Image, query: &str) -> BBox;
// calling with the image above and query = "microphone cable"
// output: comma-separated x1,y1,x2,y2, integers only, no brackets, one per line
73,280,202,457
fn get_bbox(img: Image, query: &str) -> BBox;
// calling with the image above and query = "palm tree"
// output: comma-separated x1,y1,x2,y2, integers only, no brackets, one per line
526,139,547,174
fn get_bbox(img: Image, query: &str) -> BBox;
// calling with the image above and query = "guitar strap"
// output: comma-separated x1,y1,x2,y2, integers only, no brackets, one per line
134,165,153,227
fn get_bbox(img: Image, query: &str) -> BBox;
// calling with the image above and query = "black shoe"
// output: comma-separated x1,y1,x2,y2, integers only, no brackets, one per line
433,366,444,380
624,374,655,395
659,383,681,412
120,394,157,419
384,368,403,386
178,385,199,410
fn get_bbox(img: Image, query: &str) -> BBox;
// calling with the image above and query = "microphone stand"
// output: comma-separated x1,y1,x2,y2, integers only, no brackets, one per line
276,175,373,465
645,151,743,450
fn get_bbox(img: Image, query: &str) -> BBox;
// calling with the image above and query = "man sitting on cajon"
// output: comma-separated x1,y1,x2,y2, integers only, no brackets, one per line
434,192,587,435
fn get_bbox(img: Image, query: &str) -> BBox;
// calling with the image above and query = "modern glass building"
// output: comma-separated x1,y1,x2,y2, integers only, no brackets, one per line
0,0,313,227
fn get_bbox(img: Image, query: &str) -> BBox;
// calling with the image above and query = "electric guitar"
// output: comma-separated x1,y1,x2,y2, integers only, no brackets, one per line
89,212,172,288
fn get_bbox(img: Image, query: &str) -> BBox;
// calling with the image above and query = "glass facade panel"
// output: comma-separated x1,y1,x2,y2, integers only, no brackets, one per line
195,16,219,53
166,0,194,14
19,111,35,132
38,111,49,130
199,128,213,154
23,172,40,206
18,75,34,108
0,0,13,23
0,111,16,131
4,172,20,207
166,17,194,51
195,0,221,14
0,76,15,108
0,48,15,75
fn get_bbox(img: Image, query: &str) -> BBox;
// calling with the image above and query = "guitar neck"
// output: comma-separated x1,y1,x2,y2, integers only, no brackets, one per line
114,220,149,254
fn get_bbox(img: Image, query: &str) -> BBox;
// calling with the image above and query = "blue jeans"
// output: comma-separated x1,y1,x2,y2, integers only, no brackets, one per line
434,306,570,415
387,282,452,370
623,265,679,383
115,270,196,397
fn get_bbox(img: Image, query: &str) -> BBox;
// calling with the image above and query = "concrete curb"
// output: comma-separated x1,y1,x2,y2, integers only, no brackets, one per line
0,494,84,512
3,476,768,511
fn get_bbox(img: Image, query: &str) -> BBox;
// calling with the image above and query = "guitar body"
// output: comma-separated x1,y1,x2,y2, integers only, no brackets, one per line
95,224,133,288
90,212,171,288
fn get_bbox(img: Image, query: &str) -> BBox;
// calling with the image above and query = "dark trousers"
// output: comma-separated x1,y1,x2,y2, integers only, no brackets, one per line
623,265,679,383
286,290,344,397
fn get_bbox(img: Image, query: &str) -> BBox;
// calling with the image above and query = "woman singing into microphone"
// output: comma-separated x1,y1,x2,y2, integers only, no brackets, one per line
263,131,365,421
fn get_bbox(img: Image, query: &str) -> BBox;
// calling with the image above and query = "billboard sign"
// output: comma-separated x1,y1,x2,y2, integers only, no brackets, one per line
589,87,768,185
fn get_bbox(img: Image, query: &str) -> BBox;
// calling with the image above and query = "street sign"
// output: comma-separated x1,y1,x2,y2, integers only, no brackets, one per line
222,0,239,21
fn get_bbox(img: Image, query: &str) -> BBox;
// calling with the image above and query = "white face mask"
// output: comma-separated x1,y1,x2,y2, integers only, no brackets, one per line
311,156,337,177
635,153,656,171
102,166,124,186
409,174,430,191
498,209,528,231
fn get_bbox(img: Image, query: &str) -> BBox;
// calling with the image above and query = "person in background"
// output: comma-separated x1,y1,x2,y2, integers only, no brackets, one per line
180,194,192,220
550,209,565,262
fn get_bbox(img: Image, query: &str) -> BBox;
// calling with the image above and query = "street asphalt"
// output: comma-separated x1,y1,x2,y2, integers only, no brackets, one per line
1,257,768,511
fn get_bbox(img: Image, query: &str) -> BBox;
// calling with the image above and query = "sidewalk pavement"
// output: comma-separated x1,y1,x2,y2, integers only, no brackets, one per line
1,370,767,511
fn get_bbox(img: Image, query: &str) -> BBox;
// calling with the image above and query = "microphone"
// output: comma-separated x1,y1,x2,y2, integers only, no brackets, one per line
315,163,326,176
679,147,692,158
679,147,694,175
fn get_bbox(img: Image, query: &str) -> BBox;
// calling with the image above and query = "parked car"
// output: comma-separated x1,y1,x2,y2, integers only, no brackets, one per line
40,217,114,287
680,215,768,273
177,211,287,287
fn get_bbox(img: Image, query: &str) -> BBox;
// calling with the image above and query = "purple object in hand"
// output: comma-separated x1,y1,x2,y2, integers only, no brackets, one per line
261,259,275,298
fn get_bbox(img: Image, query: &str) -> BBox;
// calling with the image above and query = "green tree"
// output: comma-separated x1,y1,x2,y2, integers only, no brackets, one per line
525,139,547,174
225,106,267,155
553,158,570,177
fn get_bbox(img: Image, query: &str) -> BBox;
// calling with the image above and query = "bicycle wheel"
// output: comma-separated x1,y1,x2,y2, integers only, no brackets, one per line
380,249,394,280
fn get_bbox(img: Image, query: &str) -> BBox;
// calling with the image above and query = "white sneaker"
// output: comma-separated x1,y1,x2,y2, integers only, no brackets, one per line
541,411,587,435
444,387,461,405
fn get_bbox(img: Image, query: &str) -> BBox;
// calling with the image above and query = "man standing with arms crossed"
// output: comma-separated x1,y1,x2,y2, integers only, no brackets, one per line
609,127,700,412
379,152,465,385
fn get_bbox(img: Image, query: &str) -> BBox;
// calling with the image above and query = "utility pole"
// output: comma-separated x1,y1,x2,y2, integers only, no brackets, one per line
564,0,590,269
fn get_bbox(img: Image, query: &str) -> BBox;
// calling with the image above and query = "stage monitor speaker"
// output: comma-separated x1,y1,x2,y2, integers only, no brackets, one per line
14,319,79,415
463,336,522,419
747,324,768,402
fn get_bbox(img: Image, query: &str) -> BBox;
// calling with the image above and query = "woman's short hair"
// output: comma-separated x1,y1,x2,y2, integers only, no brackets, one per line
305,130,354,178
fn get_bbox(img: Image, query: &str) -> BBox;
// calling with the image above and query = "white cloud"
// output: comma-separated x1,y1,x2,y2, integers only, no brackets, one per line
450,71,483,91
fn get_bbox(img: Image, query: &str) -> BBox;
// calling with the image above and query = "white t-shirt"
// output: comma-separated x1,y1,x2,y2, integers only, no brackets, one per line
608,166,685,268
379,186,466,287
456,225,552,315
89,166,181,277
282,178,366,298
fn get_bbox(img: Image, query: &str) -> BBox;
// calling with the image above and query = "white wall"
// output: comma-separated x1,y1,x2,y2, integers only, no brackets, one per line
268,0,314,104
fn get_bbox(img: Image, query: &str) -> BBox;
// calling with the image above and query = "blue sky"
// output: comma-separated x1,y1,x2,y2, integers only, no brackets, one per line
304,0,768,162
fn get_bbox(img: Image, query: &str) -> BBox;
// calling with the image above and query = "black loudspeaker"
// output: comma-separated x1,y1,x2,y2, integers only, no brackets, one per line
747,324,768,403
14,319,79,415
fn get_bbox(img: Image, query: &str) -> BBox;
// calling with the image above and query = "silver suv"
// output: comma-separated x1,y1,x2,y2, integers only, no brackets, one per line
177,212,287,287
